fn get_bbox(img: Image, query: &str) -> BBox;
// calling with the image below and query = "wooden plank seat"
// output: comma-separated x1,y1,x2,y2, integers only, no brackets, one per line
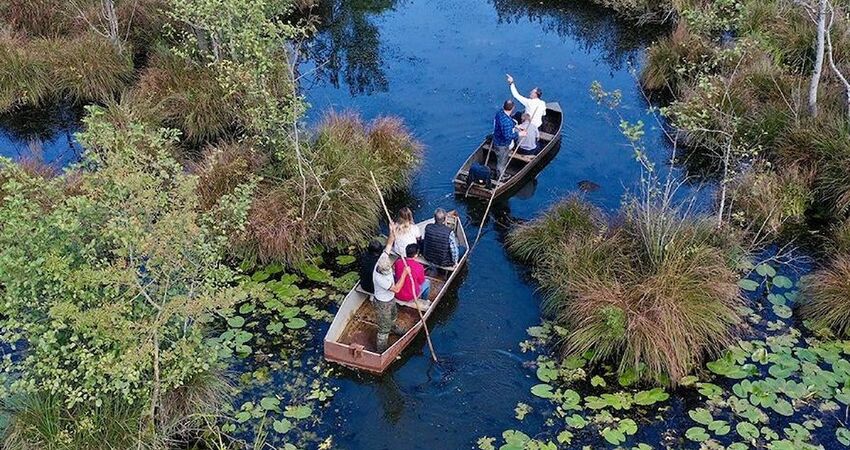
511,152,535,163
354,285,431,311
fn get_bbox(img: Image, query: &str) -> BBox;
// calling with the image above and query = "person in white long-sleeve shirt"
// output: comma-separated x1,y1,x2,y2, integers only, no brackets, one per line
507,74,546,128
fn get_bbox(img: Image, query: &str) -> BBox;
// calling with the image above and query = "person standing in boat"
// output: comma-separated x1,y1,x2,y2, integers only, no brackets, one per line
506,74,546,128
390,207,421,256
358,239,386,294
393,243,431,304
373,253,410,352
517,112,540,155
423,208,460,268
493,100,519,178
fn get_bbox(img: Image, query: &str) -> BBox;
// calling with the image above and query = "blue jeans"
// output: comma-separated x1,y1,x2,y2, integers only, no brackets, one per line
419,278,432,300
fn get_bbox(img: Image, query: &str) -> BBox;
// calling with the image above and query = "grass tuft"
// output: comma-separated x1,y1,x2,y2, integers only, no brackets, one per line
800,254,850,337
509,198,746,385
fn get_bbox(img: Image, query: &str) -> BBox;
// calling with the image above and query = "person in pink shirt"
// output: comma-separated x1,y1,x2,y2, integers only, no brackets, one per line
393,243,431,302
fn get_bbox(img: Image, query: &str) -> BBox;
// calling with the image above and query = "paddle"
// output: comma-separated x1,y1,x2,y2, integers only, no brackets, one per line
369,172,439,363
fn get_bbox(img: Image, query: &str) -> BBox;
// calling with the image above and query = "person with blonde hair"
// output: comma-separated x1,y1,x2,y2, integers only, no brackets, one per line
391,206,421,256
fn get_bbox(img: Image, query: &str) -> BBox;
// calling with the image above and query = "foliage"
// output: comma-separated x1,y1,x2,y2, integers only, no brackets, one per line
508,195,747,385
0,106,254,446
0,32,133,113
800,254,850,337
235,111,421,264
727,165,814,236
135,51,239,143
507,196,605,262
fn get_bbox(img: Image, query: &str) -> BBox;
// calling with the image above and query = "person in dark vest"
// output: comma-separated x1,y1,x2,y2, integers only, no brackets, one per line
358,239,386,294
422,208,460,267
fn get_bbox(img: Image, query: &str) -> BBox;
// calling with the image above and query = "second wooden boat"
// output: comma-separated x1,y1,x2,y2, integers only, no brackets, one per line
453,102,563,200
323,213,469,374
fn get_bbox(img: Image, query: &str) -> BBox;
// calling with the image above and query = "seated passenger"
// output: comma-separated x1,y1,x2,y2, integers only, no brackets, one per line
393,243,431,302
359,239,387,294
422,208,460,267
372,254,409,352
517,113,540,155
391,207,421,256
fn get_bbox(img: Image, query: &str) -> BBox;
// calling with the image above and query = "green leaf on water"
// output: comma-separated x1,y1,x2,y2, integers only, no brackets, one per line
272,419,291,434
260,396,280,411
688,408,713,425
773,275,793,289
767,293,786,306
738,279,760,291
772,304,793,319
771,398,794,416
283,405,312,420
756,263,776,277
591,375,606,387
736,422,760,440
618,418,638,436
708,420,730,436
601,427,626,445
837,427,850,446
557,430,574,445
685,426,709,442
502,430,530,446
285,318,307,329
536,366,558,382
227,316,245,328
634,388,669,406
335,255,356,265
696,382,723,399
530,384,555,399
565,414,587,429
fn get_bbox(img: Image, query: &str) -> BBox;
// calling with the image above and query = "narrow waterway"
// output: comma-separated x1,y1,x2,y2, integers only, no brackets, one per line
300,0,698,447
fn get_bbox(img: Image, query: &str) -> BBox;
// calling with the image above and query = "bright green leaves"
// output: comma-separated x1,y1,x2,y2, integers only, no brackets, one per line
500,430,530,450
756,263,776,278
272,419,292,434
738,279,760,291
773,275,793,289
283,404,312,420
837,427,850,446
688,407,713,426
530,384,555,399
536,361,558,382
600,419,637,445
708,420,730,436
565,414,587,429
633,388,669,406
736,421,760,441
335,255,356,266
685,426,710,442
591,375,606,387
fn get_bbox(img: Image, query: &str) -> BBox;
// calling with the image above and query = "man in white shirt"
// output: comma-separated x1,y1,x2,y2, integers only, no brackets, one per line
507,74,546,128
372,254,409,352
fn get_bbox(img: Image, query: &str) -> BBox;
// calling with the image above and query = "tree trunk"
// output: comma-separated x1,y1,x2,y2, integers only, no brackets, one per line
808,0,827,116
825,1,850,125
102,0,121,49
717,138,732,228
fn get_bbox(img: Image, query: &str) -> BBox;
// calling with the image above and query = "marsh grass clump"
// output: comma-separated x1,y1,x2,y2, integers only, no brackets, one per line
642,23,713,93
136,52,238,143
225,111,421,264
800,254,850,337
728,165,814,236
509,197,747,385
0,33,133,113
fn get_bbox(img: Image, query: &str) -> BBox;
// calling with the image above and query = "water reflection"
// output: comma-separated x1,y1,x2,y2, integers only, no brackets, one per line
306,0,400,96
490,0,666,70
375,376,407,425
0,103,83,166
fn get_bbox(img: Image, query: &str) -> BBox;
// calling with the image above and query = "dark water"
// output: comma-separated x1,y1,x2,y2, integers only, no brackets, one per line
300,0,707,448
0,103,83,167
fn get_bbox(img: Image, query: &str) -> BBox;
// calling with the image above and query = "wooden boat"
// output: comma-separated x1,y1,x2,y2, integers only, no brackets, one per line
452,102,563,200
323,213,469,374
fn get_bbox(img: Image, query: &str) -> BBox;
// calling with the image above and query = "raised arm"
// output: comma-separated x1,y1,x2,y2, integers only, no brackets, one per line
508,74,531,109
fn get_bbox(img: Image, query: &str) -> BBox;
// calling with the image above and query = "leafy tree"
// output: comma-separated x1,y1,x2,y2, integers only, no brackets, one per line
0,106,255,439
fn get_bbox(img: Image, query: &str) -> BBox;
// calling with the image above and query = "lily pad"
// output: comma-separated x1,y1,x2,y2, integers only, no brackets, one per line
601,427,626,445
272,419,292,434
736,422,760,440
756,263,776,277
837,427,850,446
530,384,555,399
685,426,709,442
565,414,587,429
283,405,312,420
688,408,713,426
738,279,760,291
285,318,307,329
773,275,793,289
772,304,793,319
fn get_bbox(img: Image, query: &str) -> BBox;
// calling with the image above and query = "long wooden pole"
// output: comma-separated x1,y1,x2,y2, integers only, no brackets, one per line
370,172,438,363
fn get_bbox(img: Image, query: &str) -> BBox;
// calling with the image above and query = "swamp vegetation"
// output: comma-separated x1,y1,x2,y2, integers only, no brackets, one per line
2,0,850,449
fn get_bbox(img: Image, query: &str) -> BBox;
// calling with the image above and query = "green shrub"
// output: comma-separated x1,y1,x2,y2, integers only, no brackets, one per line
508,198,746,385
800,254,850,337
